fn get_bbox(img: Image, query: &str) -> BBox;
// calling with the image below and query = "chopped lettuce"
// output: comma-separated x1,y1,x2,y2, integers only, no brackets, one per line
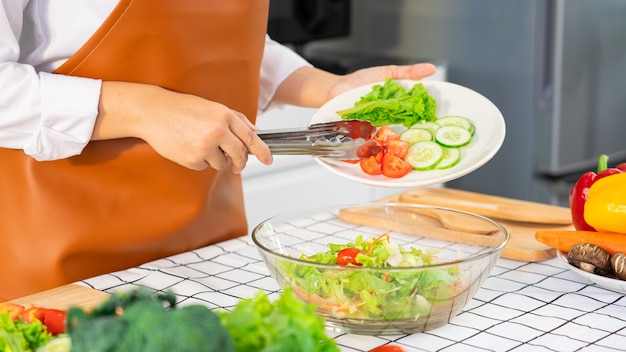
337,78,438,127
0,312,51,352
279,234,460,321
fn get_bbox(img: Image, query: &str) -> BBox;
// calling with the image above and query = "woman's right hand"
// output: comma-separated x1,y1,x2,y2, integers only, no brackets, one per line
92,81,273,173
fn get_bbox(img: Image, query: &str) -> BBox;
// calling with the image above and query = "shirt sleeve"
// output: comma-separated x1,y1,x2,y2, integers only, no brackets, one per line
0,1,101,161
258,35,311,112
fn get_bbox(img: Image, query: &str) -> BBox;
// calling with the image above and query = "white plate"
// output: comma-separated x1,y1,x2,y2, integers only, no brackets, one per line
309,80,506,188
556,250,626,294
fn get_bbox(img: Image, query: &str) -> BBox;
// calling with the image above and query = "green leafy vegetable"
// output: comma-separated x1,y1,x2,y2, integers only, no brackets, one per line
219,287,338,352
67,287,234,352
337,78,438,127
279,234,460,321
0,311,51,352
64,287,337,352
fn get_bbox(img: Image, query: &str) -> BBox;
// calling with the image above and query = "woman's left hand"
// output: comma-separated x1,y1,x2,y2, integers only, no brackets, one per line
274,62,437,107
327,63,437,101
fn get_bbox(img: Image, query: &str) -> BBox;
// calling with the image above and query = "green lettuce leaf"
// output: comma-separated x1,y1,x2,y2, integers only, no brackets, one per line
337,78,438,127
0,312,51,352
219,288,339,352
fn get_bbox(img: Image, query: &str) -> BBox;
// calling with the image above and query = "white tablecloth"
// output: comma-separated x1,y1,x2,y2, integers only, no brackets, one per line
80,235,626,352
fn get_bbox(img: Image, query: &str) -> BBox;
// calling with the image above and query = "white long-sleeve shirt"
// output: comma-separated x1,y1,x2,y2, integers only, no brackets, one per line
0,0,309,161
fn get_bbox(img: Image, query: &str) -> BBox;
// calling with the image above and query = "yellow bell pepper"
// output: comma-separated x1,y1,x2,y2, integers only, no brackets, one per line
584,172,626,233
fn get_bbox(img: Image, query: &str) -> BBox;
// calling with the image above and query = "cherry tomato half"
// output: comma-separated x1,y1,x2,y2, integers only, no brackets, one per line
0,302,25,320
375,148,384,164
21,306,45,323
385,139,409,159
360,156,382,175
21,307,67,335
41,309,67,335
340,120,377,140
337,248,363,266
381,154,412,178
373,125,400,144
356,140,383,159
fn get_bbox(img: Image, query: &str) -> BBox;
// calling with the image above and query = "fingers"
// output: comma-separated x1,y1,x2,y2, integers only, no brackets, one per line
202,111,271,174
234,110,260,131
203,148,230,171
328,63,438,102
359,63,437,84
181,112,271,174
125,86,270,173
387,63,437,80
223,112,273,173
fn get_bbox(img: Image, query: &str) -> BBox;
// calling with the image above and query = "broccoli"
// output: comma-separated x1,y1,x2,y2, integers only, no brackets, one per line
67,287,234,352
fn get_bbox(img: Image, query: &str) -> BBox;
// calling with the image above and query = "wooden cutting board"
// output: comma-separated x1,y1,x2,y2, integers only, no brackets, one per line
399,187,572,224
379,188,574,262
10,284,109,311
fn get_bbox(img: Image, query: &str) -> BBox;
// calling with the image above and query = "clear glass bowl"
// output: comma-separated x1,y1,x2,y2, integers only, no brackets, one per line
251,203,508,335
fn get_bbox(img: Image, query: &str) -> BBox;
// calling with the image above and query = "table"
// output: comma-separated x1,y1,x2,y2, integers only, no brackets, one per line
77,234,626,352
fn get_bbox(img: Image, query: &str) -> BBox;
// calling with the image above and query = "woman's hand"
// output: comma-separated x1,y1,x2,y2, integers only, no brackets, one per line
274,63,437,107
93,81,273,173
327,63,437,101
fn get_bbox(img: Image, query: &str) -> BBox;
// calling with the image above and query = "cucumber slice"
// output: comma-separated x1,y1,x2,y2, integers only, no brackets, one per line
468,122,476,136
400,128,433,144
437,116,475,136
409,121,440,135
437,116,471,129
435,125,472,148
405,141,443,170
436,147,461,170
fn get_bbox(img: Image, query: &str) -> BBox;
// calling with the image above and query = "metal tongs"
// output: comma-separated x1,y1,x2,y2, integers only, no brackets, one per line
256,120,377,160
256,120,375,141
261,138,370,159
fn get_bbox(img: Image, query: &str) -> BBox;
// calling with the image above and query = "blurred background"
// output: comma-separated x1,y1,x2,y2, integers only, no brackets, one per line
243,0,626,227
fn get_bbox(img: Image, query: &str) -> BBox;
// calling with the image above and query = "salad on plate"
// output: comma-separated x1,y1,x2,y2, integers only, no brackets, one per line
334,78,476,179
309,78,506,188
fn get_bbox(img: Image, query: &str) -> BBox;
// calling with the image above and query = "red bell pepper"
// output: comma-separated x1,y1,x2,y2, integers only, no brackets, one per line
569,154,626,230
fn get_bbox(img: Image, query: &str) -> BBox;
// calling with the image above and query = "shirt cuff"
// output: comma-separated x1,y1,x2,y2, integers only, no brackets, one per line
258,36,311,112
24,72,101,160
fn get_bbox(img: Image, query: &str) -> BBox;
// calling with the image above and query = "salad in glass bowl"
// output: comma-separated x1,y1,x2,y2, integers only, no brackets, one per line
252,203,508,335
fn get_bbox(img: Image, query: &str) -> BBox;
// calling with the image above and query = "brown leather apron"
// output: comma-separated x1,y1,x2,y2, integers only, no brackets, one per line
0,0,268,300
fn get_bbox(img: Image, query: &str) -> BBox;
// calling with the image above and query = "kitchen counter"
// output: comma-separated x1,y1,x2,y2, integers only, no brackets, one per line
13,192,626,352
75,237,625,351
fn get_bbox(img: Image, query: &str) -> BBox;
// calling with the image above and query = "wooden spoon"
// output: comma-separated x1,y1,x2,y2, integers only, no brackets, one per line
407,207,501,235
338,206,506,248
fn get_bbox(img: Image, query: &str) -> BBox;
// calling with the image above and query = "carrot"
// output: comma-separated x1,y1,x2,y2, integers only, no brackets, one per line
535,230,626,255
365,232,390,255
290,285,360,314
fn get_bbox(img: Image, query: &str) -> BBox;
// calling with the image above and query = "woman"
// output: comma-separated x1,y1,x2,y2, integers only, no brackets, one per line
0,0,436,300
